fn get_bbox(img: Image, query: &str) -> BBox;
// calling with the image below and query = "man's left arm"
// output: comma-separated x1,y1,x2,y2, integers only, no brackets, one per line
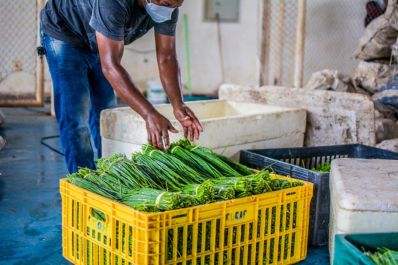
155,32,203,141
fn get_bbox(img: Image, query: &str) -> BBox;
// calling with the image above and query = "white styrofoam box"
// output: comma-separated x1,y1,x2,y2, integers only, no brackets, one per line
100,100,307,158
219,84,376,146
329,158,398,263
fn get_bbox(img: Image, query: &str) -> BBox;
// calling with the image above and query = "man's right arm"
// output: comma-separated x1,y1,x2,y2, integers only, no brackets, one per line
96,31,178,149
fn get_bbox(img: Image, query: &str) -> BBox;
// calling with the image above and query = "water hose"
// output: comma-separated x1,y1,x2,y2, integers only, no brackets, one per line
183,14,193,96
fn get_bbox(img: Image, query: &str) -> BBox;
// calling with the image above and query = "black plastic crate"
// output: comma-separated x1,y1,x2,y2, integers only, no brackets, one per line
240,144,398,247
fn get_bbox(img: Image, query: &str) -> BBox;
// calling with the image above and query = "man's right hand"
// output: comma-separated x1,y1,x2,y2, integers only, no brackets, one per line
144,112,178,150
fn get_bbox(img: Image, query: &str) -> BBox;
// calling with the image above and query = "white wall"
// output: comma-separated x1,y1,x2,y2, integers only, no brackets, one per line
119,0,262,95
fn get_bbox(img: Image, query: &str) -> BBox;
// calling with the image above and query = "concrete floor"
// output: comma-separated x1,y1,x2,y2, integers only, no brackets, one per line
0,107,329,265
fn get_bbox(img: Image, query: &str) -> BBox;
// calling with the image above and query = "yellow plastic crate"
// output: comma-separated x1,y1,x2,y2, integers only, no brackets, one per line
60,174,313,265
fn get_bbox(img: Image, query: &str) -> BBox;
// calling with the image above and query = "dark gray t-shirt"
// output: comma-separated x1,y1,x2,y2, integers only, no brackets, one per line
40,0,178,52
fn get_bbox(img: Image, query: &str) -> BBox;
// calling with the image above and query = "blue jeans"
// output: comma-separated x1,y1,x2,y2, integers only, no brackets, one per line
41,33,116,173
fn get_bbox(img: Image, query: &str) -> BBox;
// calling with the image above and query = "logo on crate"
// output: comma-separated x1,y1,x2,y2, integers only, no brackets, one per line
88,213,106,232
226,210,247,221
225,204,254,225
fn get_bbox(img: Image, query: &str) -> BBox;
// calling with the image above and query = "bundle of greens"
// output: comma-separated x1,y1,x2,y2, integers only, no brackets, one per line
365,248,398,265
141,144,207,184
270,178,303,191
213,184,235,200
169,144,223,179
177,140,242,177
182,180,215,203
68,170,120,201
213,176,252,197
97,153,125,172
122,188,183,212
133,153,191,190
179,193,200,208
97,154,161,190
85,171,126,199
247,170,272,194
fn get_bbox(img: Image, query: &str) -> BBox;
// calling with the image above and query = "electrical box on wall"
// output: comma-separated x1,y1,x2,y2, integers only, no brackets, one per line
204,0,240,22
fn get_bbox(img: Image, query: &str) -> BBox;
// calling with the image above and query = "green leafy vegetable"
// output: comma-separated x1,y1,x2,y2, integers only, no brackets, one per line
67,141,305,213
365,248,398,265
311,163,331,173
169,144,223,178
177,140,242,177
122,188,183,212
181,180,215,203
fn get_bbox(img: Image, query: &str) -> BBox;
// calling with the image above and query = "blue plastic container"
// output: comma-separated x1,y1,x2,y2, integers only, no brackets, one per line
334,232,398,265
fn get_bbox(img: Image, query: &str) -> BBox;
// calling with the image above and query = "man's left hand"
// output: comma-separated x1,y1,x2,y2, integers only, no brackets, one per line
173,104,203,141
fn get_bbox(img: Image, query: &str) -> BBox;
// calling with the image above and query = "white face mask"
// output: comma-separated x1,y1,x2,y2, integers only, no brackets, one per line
145,0,175,23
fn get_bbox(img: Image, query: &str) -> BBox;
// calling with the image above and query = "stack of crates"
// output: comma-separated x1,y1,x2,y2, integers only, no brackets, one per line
60,174,313,265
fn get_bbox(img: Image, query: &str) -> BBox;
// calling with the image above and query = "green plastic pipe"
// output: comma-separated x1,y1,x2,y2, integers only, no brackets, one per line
183,14,193,96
